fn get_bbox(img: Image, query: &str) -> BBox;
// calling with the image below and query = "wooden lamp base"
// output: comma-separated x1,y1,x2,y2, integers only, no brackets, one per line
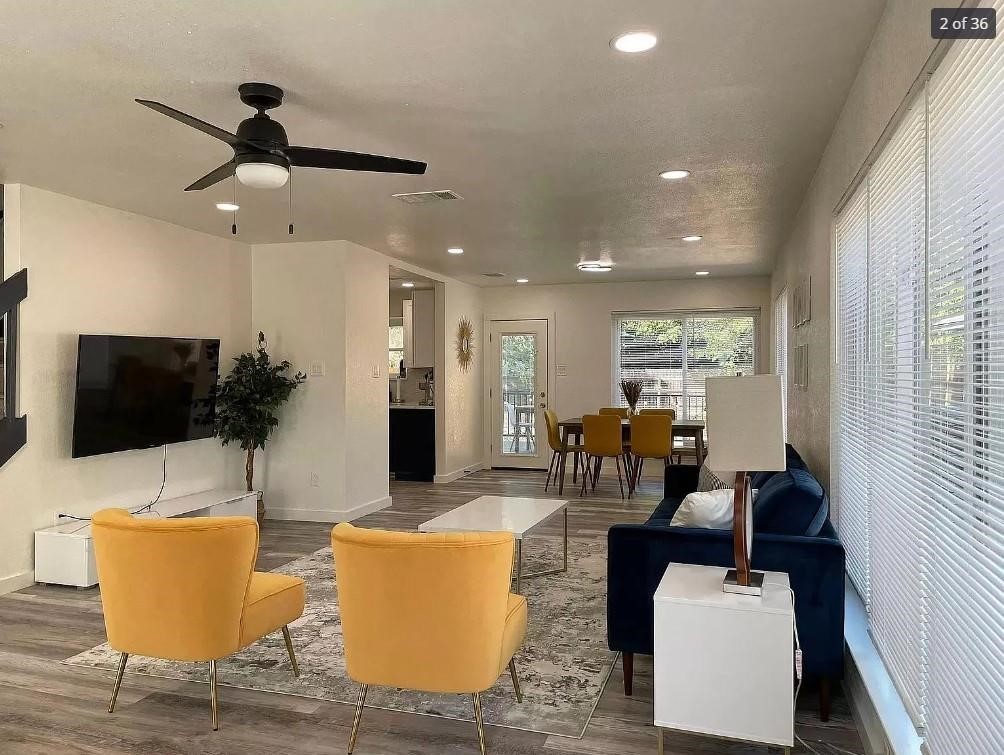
723,470,764,597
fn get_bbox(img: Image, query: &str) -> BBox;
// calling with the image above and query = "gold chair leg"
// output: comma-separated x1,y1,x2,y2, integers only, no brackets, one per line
282,625,300,678
473,692,487,755
509,657,523,703
210,659,219,731
107,652,128,713
347,683,368,754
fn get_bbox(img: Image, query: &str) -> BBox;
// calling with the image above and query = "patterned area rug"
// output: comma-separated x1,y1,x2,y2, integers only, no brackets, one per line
64,537,616,738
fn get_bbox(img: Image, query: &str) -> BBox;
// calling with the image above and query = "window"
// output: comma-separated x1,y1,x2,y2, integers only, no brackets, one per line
773,290,789,439
612,311,758,421
388,320,404,375
834,8,1004,750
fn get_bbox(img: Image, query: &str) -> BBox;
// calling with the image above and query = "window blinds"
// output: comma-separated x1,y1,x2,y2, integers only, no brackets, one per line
865,100,928,728
773,291,789,440
835,182,871,606
612,312,757,421
924,8,1004,752
834,4,1004,750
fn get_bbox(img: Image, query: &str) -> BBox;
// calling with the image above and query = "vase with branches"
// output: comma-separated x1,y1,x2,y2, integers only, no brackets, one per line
620,379,644,416
215,332,306,523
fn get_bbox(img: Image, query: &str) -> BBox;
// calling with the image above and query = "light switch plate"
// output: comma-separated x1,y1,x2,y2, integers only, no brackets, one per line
557,365,568,377
309,361,326,377
371,365,381,378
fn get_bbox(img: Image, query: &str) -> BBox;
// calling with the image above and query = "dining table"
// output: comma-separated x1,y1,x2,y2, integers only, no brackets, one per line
556,416,707,494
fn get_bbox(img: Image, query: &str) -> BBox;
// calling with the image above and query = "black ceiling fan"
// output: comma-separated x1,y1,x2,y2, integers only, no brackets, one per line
137,82,427,192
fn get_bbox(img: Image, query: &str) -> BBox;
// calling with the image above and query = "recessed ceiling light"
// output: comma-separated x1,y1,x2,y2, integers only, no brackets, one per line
215,202,240,212
402,281,415,288
682,235,703,242
577,262,614,273
611,31,658,53
660,169,690,180
695,271,710,276
516,278,529,284
447,247,464,255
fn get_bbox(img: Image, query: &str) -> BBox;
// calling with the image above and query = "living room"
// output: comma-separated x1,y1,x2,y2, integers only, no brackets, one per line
0,2,1000,754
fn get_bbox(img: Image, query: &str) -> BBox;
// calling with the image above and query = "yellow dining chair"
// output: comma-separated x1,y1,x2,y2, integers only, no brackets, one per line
92,509,306,731
598,407,630,419
628,414,673,495
638,408,682,461
332,523,528,755
544,408,584,490
581,413,628,498
638,407,676,419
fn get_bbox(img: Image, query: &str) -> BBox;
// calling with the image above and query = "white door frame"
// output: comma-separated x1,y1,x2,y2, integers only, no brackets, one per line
486,318,550,469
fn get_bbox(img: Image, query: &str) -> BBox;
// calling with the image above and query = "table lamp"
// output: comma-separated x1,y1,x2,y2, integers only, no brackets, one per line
705,375,786,597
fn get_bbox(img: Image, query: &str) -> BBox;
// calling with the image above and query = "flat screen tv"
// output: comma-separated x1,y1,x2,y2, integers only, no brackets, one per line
72,335,221,458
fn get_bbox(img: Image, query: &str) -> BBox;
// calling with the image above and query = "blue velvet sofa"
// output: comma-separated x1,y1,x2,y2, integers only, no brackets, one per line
606,446,845,720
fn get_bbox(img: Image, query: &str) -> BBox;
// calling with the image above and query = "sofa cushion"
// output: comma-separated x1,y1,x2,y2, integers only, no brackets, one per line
750,444,808,491
753,468,828,536
646,496,684,527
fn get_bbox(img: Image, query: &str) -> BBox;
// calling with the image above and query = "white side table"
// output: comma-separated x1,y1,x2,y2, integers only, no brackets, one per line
653,563,794,753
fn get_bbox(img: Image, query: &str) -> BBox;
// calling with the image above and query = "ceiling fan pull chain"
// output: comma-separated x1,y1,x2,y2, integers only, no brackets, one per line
288,170,294,235
231,175,239,235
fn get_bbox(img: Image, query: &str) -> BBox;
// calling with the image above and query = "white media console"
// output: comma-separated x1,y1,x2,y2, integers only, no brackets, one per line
33,488,259,587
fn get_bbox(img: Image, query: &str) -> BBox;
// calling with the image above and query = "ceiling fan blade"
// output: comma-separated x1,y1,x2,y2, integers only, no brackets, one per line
136,99,247,148
285,146,427,175
184,161,236,191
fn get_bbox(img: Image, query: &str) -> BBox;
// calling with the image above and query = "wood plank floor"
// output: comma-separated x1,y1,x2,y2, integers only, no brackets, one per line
0,467,865,754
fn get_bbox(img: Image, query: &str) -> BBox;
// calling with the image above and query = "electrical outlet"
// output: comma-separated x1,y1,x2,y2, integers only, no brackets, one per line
309,472,320,487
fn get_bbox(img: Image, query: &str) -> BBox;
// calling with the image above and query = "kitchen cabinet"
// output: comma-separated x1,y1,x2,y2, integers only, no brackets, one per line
389,406,436,481
402,289,435,369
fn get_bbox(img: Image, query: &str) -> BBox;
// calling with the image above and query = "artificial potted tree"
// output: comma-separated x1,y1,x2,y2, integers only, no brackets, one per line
215,332,305,523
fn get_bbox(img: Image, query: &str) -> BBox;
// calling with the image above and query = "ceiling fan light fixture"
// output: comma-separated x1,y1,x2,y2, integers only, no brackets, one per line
236,160,289,189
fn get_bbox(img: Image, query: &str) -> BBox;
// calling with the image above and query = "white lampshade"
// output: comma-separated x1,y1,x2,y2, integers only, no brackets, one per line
236,161,289,189
705,374,786,474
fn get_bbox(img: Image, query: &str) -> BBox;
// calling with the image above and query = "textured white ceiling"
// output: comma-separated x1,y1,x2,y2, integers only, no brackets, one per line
0,0,884,285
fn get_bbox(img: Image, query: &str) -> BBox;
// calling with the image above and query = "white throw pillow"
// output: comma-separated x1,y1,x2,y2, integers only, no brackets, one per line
670,488,735,529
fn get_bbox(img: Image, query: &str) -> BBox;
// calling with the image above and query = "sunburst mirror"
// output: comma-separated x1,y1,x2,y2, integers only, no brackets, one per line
455,317,475,372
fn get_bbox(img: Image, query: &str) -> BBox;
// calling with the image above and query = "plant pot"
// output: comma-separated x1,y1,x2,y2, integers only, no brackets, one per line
256,492,265,525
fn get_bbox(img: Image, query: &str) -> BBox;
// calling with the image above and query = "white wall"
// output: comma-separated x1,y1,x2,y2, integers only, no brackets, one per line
437,279,484,480
0,184,251,590
251,240,390,520
770,0,942,487
482,277,771,421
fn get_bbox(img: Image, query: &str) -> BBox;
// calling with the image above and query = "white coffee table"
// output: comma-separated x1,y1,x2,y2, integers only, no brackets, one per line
418,495,568,593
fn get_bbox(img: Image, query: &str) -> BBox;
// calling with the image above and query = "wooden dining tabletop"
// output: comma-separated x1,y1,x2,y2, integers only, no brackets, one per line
556,416,706,494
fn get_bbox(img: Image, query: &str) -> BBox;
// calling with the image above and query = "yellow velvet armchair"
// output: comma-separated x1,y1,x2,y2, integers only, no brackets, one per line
92,509,306,730
331,523,528,754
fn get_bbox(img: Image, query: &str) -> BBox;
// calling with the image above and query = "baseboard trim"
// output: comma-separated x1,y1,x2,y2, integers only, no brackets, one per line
265,495,392,523
434,461,486,484
0,570,35,596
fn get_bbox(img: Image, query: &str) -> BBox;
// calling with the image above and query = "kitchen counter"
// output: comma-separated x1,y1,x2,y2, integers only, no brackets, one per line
389,403,435,410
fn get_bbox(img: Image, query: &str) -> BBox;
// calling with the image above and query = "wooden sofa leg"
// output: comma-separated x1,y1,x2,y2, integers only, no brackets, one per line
819,677,831,722
623,652,634,696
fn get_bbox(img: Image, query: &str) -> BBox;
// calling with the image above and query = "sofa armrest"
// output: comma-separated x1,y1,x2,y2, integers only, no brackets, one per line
607,524,846,679
664,464,700,499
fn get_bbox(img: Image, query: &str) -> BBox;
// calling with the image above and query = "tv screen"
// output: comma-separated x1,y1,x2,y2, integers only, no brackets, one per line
72,335,221,458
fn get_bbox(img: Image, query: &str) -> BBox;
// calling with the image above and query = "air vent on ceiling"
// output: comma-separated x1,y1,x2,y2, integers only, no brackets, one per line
481,272,507,278
392,189,464,204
